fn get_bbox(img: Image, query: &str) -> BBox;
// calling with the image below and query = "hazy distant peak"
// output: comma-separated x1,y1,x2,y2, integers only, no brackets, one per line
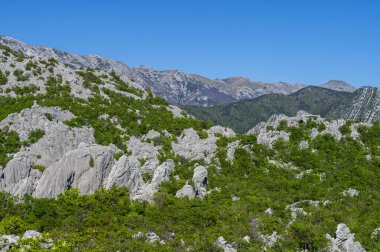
320,80,356,93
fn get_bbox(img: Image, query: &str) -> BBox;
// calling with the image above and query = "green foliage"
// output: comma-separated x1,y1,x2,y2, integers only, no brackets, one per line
110,70,143,97
12,84,40,96
76,69,103,89
25,129,45,145
0,216,27,235
113,151,124,161
32,164,46,173
13,69,30,82
44,113,53,121
198,130,208,139
277,120,288,131
318,122,326,132
339,121,352,135
266,125,275,131
142,172,153,183
89,156,94,168
0,70,7,85
0,130,22,167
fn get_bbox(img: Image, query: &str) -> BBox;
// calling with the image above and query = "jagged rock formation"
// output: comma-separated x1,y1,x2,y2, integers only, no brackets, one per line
176,165,208,199
326,224,366,252
33,143,115,198
342,188,360,197
0,105,183,201
0,105,95,196
172,126,235,163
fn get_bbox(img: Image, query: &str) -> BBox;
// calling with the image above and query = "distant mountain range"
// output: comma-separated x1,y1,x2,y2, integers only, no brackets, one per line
184,86,380,133
0,36,357,106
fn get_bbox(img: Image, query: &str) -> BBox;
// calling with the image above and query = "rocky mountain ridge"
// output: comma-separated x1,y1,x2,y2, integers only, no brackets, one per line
0,35,358,106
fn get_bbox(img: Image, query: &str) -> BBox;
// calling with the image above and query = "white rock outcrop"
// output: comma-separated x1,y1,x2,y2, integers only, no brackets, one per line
33,144,115,198
176,165,208,200
0,106,95,196
215,236,236,252
131,160,175,202
172,126,235,163
175,183,195,199
326,224,366,252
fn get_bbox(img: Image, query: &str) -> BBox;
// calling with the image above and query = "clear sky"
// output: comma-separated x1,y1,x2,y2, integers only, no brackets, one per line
1,0,379,87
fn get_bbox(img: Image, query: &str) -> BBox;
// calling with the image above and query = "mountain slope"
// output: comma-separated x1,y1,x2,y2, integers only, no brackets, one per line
184,86,352,133
0,35,234,106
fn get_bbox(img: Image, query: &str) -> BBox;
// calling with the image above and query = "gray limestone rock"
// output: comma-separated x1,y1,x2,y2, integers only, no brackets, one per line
131,160,175,202
175,183,195,199
215,236,237,252
247,111,372,148
104,155,145,198
172,126,233,163
22,230,42,239
193,165,208,198
259,231,281,247
33,144,115,198
126,136,161,173
326,224,366,252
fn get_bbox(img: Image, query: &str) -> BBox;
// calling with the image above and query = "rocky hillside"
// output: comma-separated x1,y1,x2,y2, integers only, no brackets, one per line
0,36,357,107
0,40,379,251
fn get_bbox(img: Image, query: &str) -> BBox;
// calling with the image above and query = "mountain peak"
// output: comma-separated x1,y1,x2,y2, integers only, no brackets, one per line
320,80,356,93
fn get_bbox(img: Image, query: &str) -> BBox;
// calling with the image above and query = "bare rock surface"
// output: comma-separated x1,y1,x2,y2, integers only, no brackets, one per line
172,126,235,163
33,143,115,198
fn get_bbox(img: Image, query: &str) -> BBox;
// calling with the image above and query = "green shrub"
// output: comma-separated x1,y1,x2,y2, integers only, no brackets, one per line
32,164,46,173
0,70,7,85
0,216,27,235
26,129,45,145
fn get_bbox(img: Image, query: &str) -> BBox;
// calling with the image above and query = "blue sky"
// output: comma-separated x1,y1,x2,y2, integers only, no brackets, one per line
1,0,379,87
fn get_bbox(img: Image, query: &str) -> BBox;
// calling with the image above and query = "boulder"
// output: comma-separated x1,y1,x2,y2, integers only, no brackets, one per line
175,183,195,199
192,165,208,198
